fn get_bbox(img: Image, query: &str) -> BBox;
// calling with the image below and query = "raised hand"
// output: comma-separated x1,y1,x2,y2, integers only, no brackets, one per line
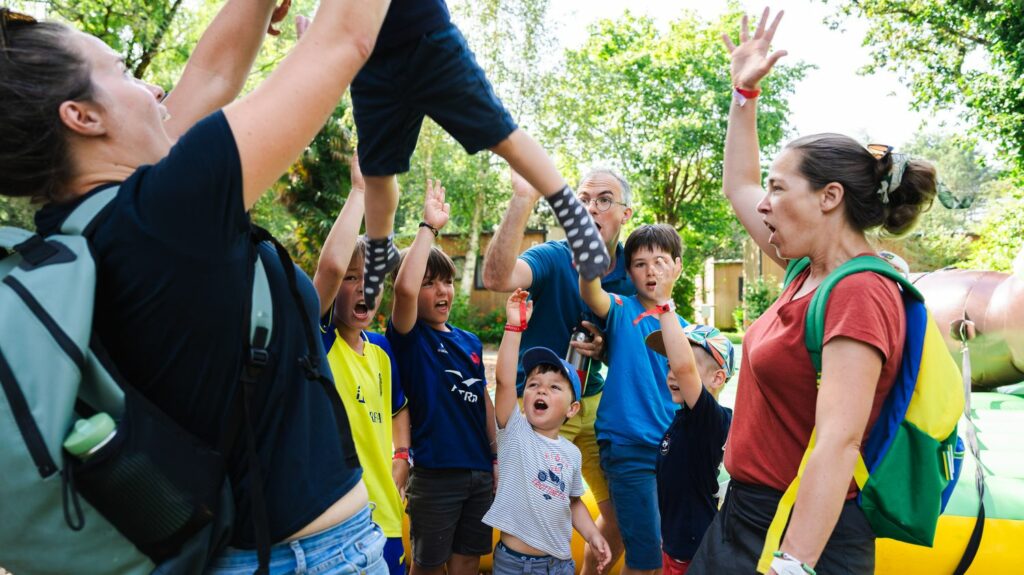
506,288,534,327
423,179,450,231
349,153,365,193
721,7,787,90
510,168,542,202
267,0,292,36
653,255,682,303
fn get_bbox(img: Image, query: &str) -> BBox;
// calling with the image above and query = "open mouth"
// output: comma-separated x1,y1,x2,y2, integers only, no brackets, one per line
669,384,680,392
533,399,549,412
352,301,369,320
645,281,658,290
435,300,449,313
764,220,777,242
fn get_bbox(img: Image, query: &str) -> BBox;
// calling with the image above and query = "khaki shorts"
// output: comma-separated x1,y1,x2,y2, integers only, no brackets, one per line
558,391,609,503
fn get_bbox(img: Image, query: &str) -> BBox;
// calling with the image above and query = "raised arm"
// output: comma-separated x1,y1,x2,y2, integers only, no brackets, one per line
579,275,611,320
162,0,282,141
653,257,703,407
224,0,390,210
482,169,538,291
313,154,367,316
391,406,410,501
721,8,788,268
495,289,533,427
390,180,450,334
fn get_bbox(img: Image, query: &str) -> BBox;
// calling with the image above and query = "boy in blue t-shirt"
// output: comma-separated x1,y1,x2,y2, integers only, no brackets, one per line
578,224,688,575
385,179,496,575
312,156,411,575
645,324,734,575
352,0,608,310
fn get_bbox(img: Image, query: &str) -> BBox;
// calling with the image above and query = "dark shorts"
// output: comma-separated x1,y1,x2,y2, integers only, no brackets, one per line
688,481,875,575
351,24,518,176
406,467,494,567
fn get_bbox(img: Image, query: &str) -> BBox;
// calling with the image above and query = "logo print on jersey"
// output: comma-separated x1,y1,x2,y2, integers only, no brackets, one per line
444,370,480,403
471,352,480,365
437,342,448,354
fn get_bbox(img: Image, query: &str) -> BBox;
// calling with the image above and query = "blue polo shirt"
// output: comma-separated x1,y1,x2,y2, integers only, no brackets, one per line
33,112,360,547
375,0,451,52
656,388,732,561
517,240,635,397
386,319,491,471
596,294,687,447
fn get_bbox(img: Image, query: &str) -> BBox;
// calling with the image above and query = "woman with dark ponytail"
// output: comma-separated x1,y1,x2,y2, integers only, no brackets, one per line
688,8,937,575
1,0,392,572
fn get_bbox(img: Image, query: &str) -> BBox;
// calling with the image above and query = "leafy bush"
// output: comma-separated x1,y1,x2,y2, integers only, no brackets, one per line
740,277,780,328
448,293,505,344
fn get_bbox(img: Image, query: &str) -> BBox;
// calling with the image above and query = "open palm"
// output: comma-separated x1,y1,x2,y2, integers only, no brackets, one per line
722,7,787,90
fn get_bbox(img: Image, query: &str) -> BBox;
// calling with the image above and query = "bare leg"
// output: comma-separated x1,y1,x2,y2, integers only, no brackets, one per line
409,562,445,575
490,129,610,280
445,553,481,575
362,174,401,308
582,499,625,575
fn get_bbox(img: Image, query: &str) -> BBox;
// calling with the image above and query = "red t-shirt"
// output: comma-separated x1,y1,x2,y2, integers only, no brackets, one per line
724,263,905,497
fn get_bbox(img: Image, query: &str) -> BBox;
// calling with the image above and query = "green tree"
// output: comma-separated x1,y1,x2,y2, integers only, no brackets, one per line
887,132,999,270
542,9,806,316
961,182,1024,272
824,0,1024,173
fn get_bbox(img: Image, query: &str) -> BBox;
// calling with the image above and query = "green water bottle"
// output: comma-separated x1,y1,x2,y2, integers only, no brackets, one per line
63,413,117,460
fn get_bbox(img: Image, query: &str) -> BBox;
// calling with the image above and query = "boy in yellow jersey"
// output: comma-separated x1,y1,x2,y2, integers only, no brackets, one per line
314,157,411,575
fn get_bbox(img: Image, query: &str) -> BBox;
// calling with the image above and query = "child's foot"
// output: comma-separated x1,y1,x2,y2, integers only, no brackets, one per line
363,235,400,309
546,186,610,280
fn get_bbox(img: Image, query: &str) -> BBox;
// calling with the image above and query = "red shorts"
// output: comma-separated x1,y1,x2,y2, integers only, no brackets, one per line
663,551,690,575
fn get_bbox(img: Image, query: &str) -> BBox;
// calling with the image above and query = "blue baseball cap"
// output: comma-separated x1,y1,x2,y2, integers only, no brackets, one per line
521,346,583,401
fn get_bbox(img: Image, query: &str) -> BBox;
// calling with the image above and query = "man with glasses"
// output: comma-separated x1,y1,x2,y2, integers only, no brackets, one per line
483,167,636,575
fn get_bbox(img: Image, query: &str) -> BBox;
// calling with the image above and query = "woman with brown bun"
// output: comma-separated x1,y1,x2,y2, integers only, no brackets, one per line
0,0,391,572
688,8,938,575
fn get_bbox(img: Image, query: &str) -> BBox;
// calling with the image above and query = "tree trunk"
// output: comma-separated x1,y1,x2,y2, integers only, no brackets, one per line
460,185,485,297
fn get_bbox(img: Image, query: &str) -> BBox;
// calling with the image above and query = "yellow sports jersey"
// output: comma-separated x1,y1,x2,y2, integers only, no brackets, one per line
323,329,407,537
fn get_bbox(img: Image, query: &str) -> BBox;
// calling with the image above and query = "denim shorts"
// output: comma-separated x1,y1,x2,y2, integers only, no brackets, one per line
406,467,494,567
492,541,575,575
351,23,518,176
599,441,662,570
207,505,387,575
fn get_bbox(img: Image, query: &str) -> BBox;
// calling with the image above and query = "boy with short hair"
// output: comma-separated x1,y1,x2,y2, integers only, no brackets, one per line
386,180,496,575
483,288,612,574
644,323,735,575
353,0,609,310
578,223,689,575
313,156,411,575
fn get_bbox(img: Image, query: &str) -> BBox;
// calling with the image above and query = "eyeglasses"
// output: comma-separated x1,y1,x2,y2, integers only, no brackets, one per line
577,196,628,212
867,143,893,160
0,7,38,55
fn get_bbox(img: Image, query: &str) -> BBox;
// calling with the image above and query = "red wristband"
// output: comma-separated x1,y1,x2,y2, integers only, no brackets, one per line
505,299,529,332
735,86,761,99
393,448,409,461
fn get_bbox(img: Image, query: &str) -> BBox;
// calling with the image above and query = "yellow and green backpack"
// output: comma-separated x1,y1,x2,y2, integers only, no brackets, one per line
757,255,966,573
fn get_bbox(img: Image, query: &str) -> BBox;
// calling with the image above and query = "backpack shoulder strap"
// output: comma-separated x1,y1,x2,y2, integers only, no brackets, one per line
60,186,119,236
783,257,811,289
803,255,922,375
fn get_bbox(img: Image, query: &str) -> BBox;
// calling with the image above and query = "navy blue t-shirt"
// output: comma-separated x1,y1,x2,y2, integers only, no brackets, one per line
656,387,732,561
34,112,361,547
517,240,635,397
376,0,451,52
386,319,491,471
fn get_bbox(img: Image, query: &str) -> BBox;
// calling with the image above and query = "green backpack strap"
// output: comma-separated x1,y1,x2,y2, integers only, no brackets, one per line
756,254,917,573
783,257,811,289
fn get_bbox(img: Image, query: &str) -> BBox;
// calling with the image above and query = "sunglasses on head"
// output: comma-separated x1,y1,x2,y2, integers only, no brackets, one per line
0,7,38,53
867,143,893,160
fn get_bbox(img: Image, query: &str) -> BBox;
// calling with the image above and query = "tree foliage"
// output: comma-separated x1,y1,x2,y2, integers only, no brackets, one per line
824,0,1024,173
541,9,806,316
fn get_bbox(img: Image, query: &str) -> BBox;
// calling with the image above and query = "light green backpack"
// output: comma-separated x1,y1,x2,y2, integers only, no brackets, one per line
0,188,274,574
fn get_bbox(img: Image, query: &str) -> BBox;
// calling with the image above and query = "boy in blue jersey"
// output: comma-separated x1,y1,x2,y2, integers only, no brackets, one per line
645,324,734,575
579,224,689,575
313,156,411,575
352,0,609,310
386,179,497,575
483,288,612,574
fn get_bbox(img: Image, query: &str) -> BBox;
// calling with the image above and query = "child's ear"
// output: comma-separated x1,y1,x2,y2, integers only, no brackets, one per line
708,369,728,393
566,400,582,420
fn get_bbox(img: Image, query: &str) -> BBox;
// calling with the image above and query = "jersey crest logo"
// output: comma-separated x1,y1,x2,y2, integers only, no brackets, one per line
471,352,480,365
436,342,449,354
